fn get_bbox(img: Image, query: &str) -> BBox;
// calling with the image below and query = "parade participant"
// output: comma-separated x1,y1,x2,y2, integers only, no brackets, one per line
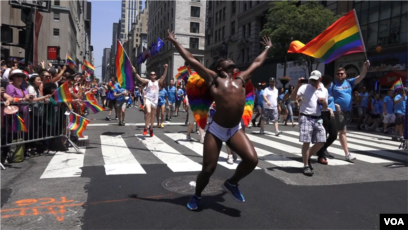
166,29,272,210
134,86,140,107
383,90,395,134
166,79,176,121
100,83,107,108
175,83,184,116
132,64,168,137
106,75,117,121
113,83,128,126
368,93,382,132
394,88,406,140
283,85,295,127
260,78,282,136
186,94,205,143
331,61,369,162
290,71,328,176
156,83,168,128
358,86,369,130
252,83,264,127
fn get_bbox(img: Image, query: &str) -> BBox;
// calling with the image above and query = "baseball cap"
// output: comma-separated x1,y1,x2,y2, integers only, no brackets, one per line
309,70,321,80
269,77,276,82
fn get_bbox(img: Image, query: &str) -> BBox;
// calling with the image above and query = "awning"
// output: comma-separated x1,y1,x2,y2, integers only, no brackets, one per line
378,71,407,85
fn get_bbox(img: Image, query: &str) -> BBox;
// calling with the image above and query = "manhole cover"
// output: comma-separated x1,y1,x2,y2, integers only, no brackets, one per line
162,175,224,195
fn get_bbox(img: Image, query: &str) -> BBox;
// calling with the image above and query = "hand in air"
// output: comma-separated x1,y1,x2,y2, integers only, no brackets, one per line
165,29,176,41
163,64,168,68
260,36,273,48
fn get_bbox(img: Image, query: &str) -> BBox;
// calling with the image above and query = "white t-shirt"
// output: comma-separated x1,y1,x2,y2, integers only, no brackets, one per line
144,80,159,102
2,68,11,80
297,83,328,116
262,86,278,109
27,85,39,97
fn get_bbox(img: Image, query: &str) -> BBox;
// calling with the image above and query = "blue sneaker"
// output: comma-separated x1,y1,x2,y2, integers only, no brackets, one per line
186,195,201,211
223,180,245,202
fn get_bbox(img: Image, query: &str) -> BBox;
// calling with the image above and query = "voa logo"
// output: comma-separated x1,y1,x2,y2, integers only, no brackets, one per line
384,218,405,225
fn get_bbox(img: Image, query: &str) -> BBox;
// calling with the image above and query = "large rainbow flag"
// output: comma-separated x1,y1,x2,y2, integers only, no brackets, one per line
83,60,95,73
390,79,404,91
13,114,27,132
84,93,105,113
66,54,77,69
288,9,364,64
53,82,73,102
116,40,134,91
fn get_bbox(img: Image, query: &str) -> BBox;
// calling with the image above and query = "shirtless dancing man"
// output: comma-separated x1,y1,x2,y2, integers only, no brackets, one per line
166,29,273,211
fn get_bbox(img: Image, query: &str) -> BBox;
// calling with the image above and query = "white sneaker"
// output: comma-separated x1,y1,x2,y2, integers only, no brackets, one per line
345,153,356,162
200,137,204,144
186,134,191,140
275,130,282,136
260,129,265,134
227,155,234,164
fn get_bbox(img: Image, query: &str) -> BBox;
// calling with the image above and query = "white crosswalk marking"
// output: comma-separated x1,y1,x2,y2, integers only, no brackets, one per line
40,148,85,179
135,134,202,172
247,133,352,166
345,132,397,145
255,146,304,168
283,131,403,162
100,135,146,175
348,131,394,140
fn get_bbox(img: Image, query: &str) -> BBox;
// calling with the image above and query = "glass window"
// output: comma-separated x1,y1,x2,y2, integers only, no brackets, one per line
402,1,408,15
380,1,391,21
190,38,199,49
215,12,218,22
223,7,226,20
368,1,379,23
360,24,367,44
231,21,235,34
53,28,59,37
401,14,407,43
190,22,199,33
222,26,225,39
54,0,60,6
215,31,218,42
244,2,247,11
355,2,361,20
391,1,401,17
367,22,378,49
243,25,246,37
246,47,250,62
232,1,236,14
378,19,390,45
249,1,252,8
360,1,369,25
248,23,251,36
218,29,221,41
54,12,60,20
389,17,400,44
241,49,244,63
191,6,200,17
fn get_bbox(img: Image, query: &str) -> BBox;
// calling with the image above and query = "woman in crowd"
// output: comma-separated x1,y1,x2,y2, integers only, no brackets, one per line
156,83,168,128
283,85,295,127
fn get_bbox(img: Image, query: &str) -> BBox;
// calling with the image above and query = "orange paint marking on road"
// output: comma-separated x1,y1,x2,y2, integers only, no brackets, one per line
1,193,174,222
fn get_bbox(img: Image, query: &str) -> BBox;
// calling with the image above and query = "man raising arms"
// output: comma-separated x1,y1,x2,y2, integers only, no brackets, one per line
166,29,273,211
132,64,168,137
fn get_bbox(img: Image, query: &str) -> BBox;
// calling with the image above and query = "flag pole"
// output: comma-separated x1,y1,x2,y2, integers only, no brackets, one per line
353,9,368,61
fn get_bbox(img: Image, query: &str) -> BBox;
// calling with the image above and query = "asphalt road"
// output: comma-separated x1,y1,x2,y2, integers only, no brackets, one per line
1,104,407,229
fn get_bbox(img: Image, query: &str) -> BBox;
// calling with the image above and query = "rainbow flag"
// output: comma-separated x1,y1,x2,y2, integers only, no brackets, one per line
116,40,134,91
391,79,403,91
13,114,27,132
288,10,364,64
177,66,192,82
84,93,105,113
68,113,81,130
83,60,95,73
66,54,77,69
53,82,73,102
261,82,266,86
74,116,89,138
108,82,115,90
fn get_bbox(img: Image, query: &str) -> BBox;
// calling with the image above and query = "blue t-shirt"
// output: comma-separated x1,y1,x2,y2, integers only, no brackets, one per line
114,86,126,102
383,95,394,114
256,89,264,105
135,89,139,97
278,93,284,102
370,99,381,114
360,92,369,108
378,99,384,113
331,78,356,112
167,86,176,103
158,89,168,106
394,94,407,115
176,89,184,101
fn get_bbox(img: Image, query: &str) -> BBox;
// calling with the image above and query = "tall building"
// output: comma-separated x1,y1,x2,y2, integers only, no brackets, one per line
146,0,207,83
1,0,93,68
102,48,111,82
120,0,143,41
109,21,120,76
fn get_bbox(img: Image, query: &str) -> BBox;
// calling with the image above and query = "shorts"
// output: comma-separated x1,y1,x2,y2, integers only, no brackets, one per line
255,104,263,111
167,102,175,111
207,120,242,142
145,98,158,109
335,111,351,131
188,109,195,124
261,108,278,122
116,101,126,110
108,99,116,109
370,114,381,119
175,100,182,107
383,113,395,124
299,115,326,143
395,113,405,125
358,107,367,116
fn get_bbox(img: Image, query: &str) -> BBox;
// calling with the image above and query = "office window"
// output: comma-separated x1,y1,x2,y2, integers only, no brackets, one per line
378,19,390,45
391,1,401,17
380,1,391,21
53,28,59,37
367,22,378,49
401,15,407,43
206,34,211,45
402,1,408,15
231,21,235,34
248,23,251,36
223,7,226,20
246,48,250,62
190,22,199,33
190,38,199,49
54,0,60,6
139,5,142,10
249,1,252,8
218,29,221,41
216,13,218,23
222,26,225,39
360,1,369,25
232,1,236,14
191,6,200,17
241,49,244,63
368,1,380,23
244,2,247,11
243,25,246,37
215,31,218,42
54,12,60,21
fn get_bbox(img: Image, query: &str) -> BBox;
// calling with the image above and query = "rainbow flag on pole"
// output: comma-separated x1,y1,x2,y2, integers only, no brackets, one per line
83,60,95,73
391,79,404,91
66,54,77,69
13,114,28,132
288,10,365,64
108,82,115,90
74,116,89,138
116,40,134,91
84,93,105,113
53,82,73,102
176,66,192,82
68,113,81,130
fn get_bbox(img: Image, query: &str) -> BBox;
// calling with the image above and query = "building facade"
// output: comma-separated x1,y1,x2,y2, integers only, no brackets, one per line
0,0,93,69
120,0,143,41
146,0,207,84
102,48,111,82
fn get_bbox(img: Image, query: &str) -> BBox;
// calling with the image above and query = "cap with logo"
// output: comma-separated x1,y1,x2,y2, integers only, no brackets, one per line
309,70,321,80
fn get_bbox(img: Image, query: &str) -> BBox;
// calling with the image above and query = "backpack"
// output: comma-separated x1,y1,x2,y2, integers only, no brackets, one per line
106,90,115,100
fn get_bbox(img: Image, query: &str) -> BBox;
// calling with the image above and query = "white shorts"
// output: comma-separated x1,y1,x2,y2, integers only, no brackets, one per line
145,98,157,109
166,102,175,111
188,109,195,124
383,113,395,124
207,120,242,142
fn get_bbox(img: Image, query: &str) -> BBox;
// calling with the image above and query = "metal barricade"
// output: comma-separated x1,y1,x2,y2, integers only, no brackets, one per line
1,101,81,168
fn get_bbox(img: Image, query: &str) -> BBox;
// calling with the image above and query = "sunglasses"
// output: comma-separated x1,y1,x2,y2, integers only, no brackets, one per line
150,74,156,76
337,73,345,76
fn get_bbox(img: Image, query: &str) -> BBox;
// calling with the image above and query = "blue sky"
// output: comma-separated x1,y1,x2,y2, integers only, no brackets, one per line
90,0,146,81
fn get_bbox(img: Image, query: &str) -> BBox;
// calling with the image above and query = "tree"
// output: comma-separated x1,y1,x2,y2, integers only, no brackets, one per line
260,1,340,77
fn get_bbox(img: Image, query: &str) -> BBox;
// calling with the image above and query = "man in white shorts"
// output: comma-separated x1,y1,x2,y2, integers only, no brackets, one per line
290,71,328,176
132,64,168,136
383,90,395,134
260,77,282,136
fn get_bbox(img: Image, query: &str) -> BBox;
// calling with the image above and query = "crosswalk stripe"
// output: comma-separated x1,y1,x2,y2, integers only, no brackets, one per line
348,131,394,140
135,134,202,172
283,131,403,162
247,133,352,166
345,132,399,146
254,146,304,168
341,134,401,151
100,135,146,175
88,122,186,127
40,148,85,179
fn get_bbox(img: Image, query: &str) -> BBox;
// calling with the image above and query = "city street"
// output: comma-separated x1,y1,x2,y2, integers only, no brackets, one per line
1,106,407,229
